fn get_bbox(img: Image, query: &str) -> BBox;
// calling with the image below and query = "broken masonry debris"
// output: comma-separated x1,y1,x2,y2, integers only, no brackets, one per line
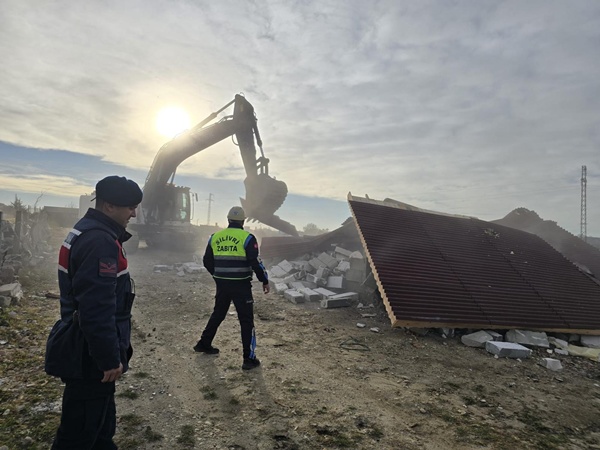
485,341,532,359
265,245,372,310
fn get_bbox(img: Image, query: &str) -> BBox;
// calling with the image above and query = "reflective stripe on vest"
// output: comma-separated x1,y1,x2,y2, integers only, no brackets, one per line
211,228,252,280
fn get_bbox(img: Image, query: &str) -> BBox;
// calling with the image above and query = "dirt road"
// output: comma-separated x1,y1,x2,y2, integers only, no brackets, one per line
114,247,600,449
2,244,600,449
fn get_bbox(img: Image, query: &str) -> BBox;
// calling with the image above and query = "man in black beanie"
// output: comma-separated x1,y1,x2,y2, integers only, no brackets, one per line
45,175,143,449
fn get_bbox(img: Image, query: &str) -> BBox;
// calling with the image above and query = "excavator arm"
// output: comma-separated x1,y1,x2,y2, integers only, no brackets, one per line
140,94,298,236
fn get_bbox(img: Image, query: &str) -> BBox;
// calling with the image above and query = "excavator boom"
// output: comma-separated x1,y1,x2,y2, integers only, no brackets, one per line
140,94,297,237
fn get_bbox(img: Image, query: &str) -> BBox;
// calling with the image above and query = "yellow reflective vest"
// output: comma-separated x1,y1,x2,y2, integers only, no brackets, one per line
210,228,253,280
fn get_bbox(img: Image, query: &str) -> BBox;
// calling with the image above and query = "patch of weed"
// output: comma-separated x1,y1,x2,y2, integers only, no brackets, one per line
315,426,362,448
354,416,384,440
132,371,149,379
455,423,505,446
177,424,195,447
144,425,164,442
473,384,486,395
443,381,462,390
315,406,328,415
462,395,477,406
533,433,570,450
117,437,145,449
428,405,464,425
518,407,550,432
436,410,461,424
515,408,573,450
368,425,384,439
200,385,217,400
120,413,144,427
117,389,139,400
0,283,64,449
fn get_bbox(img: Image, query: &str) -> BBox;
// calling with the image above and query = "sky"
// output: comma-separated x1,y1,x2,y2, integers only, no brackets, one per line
1,1,599,235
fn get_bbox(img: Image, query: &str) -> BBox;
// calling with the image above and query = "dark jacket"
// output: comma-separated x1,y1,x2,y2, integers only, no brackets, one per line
203,222,268,289
45,208,135,380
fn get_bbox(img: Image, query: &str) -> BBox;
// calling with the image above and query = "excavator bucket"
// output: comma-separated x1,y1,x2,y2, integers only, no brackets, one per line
240,174,299,236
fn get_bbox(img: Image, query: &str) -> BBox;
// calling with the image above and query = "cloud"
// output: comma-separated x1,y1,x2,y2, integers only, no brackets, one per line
0,173,91,198
0,1,599,235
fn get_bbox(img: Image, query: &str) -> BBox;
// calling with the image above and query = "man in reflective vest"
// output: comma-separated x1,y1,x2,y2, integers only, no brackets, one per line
194,206,270,370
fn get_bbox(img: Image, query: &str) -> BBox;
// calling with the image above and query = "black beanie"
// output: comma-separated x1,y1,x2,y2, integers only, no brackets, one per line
95,176,143,207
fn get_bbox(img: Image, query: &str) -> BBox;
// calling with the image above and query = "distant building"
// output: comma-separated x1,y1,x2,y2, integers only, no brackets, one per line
42,206,79,228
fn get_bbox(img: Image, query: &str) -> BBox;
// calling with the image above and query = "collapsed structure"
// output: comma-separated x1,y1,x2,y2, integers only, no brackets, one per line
262,194,600,338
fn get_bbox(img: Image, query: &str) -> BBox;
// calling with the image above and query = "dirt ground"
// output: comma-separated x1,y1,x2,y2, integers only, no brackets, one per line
2,241,600,449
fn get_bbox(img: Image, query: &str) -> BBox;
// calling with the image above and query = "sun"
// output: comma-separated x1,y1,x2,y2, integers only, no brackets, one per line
155,107,191,138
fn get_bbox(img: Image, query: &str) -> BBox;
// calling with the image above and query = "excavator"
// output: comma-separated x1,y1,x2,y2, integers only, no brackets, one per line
128,94,298,251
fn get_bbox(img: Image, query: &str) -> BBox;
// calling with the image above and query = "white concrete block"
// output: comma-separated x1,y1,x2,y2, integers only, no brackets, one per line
320,298,351,309
329,292,359,302
313,288,337,299
336,261,351,273
461,330,494,348
315,267,330,279
284,290,305,304
484,330,504,341
298,288,321,302
581,335,600,349
0,283,22,299
334,246,353,258
269,266,287,278
305,274,327,286
182,263,206,274
326,276,344,289
317,252,339,270
308,258,324,271
485,341,532,359
539,358,563,371
278,259,294,274
506,329,549,348
274,283,289,294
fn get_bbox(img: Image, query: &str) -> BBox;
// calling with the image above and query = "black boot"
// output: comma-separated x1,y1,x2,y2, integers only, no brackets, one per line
193,341,219,354
242,357,260,370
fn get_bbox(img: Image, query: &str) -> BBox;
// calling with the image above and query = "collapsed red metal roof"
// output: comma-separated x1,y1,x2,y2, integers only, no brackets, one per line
492,207,600,278
348,195,600,334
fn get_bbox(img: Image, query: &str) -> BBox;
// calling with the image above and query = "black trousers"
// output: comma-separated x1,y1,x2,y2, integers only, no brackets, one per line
200,282,256,359
52,379,117,450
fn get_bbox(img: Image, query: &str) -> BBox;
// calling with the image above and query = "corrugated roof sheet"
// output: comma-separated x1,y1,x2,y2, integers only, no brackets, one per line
492,208,600,278
348,195,600,334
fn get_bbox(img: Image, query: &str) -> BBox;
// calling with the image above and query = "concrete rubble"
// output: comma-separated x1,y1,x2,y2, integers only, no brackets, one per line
1,209,56,311
153,262,207,275
264,246,373,310
0,283,23,307
539,358,563,371
461,330,497,348
485,341,532,359
505,329,550,348
3,202,598,379
460,327,600,367
580,335,600,349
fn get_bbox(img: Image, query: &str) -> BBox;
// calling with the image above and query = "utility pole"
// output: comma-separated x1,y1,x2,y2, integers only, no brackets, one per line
206,193,214,225
580,165,587,241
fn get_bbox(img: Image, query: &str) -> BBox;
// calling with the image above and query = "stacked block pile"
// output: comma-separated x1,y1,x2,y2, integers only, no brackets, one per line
266,247,368,309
